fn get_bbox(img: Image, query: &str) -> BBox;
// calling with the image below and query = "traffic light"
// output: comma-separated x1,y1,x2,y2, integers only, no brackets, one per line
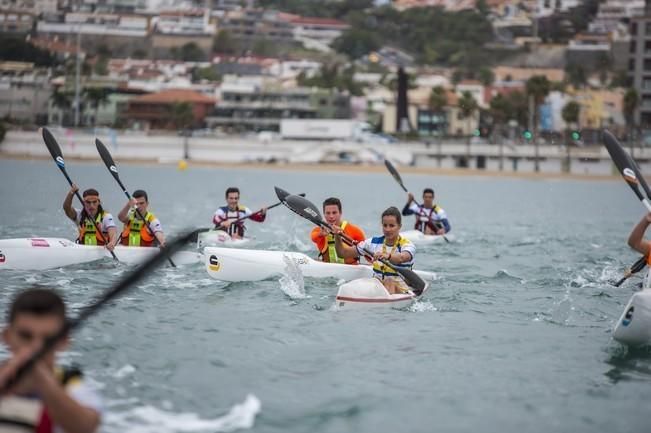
473,128,481,137
571,130,581,141
523,130,533,141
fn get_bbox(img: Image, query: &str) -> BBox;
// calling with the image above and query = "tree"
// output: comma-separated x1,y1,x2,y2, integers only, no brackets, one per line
175,42,205,62
50,88,73,125
192,66,220,83
332,28,382,59
83,87,110,126
565,63,587,89
458,91,479,155
478,68,494,87
213,30,237,54
526,75,551,172
428,86,447,136
623,88,639,145
561,100,581,173
170,102,194,130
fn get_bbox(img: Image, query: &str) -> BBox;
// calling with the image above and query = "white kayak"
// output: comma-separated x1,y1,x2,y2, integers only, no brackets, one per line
335,277,429,309
613,270,651,346
204,246,437,283
0,237,202,270
197,230,252,248
401,230,455,245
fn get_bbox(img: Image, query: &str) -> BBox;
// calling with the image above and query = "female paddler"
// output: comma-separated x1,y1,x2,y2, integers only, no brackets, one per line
333,206,416,294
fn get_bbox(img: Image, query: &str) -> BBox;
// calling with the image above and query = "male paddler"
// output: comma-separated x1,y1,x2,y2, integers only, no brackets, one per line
117,189,165,247
310,197,365,264
402,188,450,235
213,187,266,239
63,184,118,250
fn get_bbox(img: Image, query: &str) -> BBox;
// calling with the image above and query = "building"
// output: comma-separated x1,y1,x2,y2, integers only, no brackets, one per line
36,12,149,57
565,32,611,70
218,9,294,46
493,66,564,83
0,0,57,13
0,9,35,34
123,88,216,130
393,0,476,11
629,3,651,128
279,13,348,48
206,81,350,132
590,0,645,33
535,0,581,17
150,10,215,60
0,61,51,124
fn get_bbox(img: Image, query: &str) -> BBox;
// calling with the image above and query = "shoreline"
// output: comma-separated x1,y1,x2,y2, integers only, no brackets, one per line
0,152,620,182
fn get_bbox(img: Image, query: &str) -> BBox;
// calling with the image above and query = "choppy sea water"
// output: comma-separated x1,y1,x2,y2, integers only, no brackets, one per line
1,158,650,433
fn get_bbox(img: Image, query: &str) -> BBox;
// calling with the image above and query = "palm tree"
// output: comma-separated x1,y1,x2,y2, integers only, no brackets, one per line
429,86,448,167
170,102,195,160
561,100,581,173
489,93,512,170
526,75,551,172
624,88,639,152
458,91,479,162
50,87,72,125
83,87,110,126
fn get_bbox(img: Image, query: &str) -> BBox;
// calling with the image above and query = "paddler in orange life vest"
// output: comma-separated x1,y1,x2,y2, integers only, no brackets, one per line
310,197,365,264
63,185,118,250
402,188,451,235
213,187,267,239
117,189,165,247
0,288,103,433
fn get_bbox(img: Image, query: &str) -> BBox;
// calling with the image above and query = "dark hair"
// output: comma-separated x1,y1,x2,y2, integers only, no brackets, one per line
423,188,434,196
225,187,240,198
322,197,342,212
381,206,402,225
132,190,148,201
82,188,100,197
8,288,66,324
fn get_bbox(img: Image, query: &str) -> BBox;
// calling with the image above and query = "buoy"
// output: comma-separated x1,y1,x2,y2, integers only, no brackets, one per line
177,159,188,171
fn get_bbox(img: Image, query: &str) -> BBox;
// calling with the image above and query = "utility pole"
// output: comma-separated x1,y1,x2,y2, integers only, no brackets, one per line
74,26,81,127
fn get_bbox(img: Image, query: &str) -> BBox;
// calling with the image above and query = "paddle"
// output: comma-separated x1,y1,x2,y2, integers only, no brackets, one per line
613,255,647,287
191,191,305,242
95,138,176,268
0,229,199,395
602,129,651,287
41,127,118,260
276,188,427,295
384,158,449,243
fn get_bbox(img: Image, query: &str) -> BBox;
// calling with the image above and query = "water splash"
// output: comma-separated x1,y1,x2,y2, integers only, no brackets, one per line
278,255,308,299
105,394,261,433
409,299,438,312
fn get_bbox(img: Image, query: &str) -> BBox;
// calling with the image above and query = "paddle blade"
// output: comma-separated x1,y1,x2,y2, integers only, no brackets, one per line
95,138,120,181
603,130,646,201
274,186,291,204
384,159,408,192
284,194,327,228
41,127,66,170
392,265,427,296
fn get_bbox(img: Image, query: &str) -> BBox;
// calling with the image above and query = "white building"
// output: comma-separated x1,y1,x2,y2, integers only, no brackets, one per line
535,0,581,17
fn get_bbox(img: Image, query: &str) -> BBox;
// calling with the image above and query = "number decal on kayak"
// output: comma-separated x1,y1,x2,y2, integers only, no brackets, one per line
208,255,220,272
0,251,5,264
293,257,308,265
621,306,635,327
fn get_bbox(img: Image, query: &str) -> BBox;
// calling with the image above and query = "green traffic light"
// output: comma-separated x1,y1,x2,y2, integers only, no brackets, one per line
473,129,480,137
571,131,581,141
523,130,533,140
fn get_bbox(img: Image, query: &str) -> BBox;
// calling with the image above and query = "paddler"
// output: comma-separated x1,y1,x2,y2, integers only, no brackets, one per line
213,187,266,239
333,206,416,294
0,288,103,433
63,184,118,250
117,190,165,247
402,188,450,235
628,212,651,257
310,197,365,264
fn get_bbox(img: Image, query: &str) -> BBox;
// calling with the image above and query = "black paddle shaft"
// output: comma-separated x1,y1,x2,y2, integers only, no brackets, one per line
41,128,118,260
0,228,199,395
95,139,175,267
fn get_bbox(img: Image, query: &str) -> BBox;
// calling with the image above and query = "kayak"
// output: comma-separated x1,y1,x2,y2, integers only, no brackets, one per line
401,230,455,245
197,230,252,248
613,271,651,347
0,237,202,270
335,277,429,309
204,247,437,283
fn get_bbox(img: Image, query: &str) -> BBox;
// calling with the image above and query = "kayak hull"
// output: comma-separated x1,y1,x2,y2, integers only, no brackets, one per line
197,230,252,248
0,238,201,270
613,289,651,347
204,247,437,283
335,278,428,309
401,230,454,245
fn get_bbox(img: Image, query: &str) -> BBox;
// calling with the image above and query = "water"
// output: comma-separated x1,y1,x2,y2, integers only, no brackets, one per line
1,158,650,433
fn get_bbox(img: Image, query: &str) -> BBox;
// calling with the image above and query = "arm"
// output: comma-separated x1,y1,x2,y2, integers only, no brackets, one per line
117,200,134,224
402,193,416,216
63,184,79,221
628,213,651,255
154,231,165,247
334,233,361,259
35,364,101,433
